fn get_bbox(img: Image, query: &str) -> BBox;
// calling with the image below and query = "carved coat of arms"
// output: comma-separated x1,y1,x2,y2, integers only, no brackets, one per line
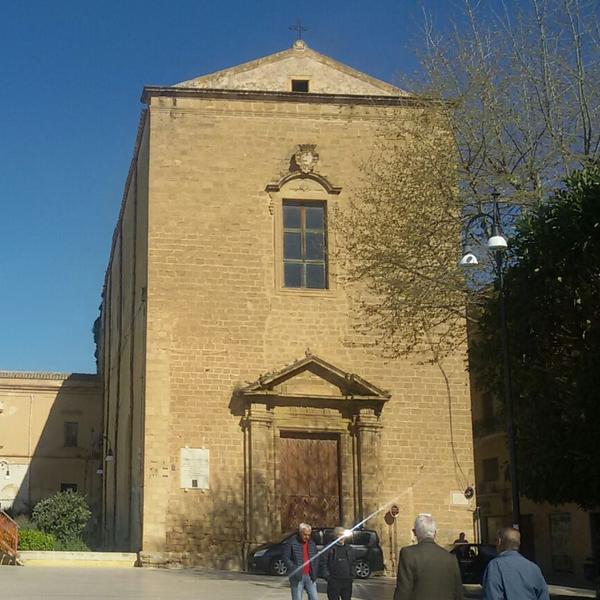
293,144,319,174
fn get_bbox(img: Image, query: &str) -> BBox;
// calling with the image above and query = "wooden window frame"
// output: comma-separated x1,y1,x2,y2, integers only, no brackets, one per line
282,200,328,290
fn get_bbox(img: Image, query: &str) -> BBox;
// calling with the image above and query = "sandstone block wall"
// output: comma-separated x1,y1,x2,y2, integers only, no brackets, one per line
129,92,477,569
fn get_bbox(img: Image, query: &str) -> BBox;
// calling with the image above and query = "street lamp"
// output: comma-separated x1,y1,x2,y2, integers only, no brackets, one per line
459,190,521,530
103,436,114,463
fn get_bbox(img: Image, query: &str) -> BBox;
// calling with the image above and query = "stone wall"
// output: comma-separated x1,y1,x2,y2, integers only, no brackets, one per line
100,113,149,551
134,91,476,569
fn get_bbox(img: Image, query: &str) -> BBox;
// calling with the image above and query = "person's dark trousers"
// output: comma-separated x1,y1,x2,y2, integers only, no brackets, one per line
327,578,352,600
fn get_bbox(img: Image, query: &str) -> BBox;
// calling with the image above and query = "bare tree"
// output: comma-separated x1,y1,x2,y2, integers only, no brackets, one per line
339,0,600,358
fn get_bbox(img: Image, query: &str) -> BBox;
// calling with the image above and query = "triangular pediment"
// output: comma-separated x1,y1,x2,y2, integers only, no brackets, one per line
175,41,406,97
241,354,390,401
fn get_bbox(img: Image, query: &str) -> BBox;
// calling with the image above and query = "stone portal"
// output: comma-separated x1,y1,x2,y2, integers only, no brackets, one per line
240,353,389,543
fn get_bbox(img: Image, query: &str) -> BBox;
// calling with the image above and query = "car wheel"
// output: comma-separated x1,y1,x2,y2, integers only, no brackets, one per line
354,559,371,579
270,558,288,576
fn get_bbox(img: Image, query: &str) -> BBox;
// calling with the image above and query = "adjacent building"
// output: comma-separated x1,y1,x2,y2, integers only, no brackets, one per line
0,371,102,524
471,375,599,585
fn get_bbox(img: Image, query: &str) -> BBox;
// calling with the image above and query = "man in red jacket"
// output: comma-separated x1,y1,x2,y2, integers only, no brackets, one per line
283,522,320,600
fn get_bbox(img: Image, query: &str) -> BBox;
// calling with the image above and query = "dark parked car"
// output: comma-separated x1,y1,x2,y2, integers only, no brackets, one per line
449,543,497,584
248,527,384,579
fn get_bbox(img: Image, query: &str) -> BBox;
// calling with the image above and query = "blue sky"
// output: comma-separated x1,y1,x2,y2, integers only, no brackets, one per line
0,0,465,373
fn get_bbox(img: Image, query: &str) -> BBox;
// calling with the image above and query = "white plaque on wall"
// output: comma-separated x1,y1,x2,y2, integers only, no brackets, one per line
450,491,470,506
180,448,209,490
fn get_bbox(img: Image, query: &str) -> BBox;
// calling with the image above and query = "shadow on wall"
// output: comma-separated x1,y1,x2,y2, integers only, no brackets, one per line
164,476,240,569
165,466,270,571
0,373,103,543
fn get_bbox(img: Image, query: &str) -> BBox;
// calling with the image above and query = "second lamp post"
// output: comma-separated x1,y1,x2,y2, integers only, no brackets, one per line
460,191,521,530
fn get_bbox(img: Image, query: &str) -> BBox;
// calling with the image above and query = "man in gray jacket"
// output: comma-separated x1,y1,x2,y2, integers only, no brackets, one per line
394,514,464,600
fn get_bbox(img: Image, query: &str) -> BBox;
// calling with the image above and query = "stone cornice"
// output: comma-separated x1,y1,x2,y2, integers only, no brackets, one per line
141,86,449,109
0,371,100,393
0,371,97,382
241,353,390,400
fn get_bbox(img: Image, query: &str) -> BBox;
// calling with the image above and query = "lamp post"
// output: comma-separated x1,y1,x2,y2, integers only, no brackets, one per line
460,191,521,530
103,436,114,463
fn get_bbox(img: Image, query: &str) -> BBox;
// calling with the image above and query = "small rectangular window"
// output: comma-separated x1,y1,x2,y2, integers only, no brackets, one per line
550,513,574,573
60,483,77,493
283,201,327,289
64,422,79,447
351,531,372,546
483,457,499,482
291,79,309,92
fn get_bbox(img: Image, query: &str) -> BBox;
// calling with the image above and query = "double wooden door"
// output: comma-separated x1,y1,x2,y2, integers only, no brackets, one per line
279,433,340,532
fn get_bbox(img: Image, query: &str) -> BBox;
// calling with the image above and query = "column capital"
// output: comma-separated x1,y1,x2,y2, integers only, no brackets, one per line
242,404,274,428
353,409,383,431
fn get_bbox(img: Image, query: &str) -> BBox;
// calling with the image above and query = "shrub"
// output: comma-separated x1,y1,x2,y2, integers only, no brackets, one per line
55,537,91,552
32,491,91,543
18,529,55,551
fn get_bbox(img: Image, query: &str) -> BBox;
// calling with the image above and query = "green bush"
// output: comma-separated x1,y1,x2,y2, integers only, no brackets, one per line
18,529,55,551
55,537,91,552
32,491,91,543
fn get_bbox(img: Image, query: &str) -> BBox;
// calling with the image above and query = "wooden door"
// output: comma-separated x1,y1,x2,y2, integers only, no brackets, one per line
279,434,340,532
520,514,536,562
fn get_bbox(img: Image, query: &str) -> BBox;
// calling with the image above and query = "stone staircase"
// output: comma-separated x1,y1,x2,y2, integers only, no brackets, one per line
0,510,18,565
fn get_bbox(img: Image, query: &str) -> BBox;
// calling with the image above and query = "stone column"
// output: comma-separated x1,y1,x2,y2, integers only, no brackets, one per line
245,403,275,544
354,408,383,523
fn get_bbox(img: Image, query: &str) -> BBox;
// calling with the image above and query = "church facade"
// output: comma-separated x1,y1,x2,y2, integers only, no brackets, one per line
98,41,476,569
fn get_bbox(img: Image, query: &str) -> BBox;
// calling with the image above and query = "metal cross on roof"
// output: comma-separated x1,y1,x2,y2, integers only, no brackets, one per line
289,19,308,41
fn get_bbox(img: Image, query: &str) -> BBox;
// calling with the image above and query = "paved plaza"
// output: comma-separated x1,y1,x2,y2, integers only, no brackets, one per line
0,567,595,600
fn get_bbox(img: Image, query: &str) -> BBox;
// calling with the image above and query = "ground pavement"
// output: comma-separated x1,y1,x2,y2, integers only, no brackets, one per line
0,567,595,599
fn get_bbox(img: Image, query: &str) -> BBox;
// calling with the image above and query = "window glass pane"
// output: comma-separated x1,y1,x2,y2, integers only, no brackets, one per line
306,263,326,289
284,263,303,287
64,422,78,447
283,204,301,229
305,205,324,230
305,232,324,259
292,79,309,93
351,531,372,546
284,232,302,259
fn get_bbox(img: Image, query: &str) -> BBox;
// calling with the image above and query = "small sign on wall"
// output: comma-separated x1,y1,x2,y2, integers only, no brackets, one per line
450,491,470,506
180,448,209,490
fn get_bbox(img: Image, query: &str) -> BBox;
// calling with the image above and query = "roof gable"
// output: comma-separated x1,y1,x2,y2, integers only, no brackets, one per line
175,41,405,97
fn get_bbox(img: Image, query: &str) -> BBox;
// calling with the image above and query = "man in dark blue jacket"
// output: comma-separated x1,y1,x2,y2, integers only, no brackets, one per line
482,526,549,600
283,522,320,600
322,527,355,600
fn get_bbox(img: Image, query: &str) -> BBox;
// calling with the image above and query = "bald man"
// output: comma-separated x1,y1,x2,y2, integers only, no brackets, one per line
482,526,549,600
